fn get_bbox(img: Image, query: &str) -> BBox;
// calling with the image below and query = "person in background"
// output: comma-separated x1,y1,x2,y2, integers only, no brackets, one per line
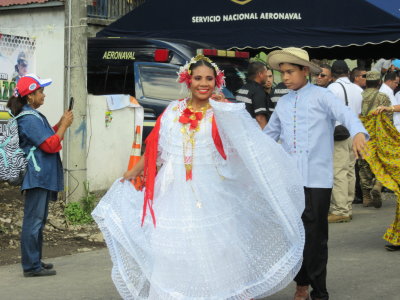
7,74,73,277
264,67,274,95
328,60,363,223
12,52,28,83
392,59,400,71
349,66,368,204
315,63,333,88
265,47,368,300
236,61,271,128
363,90,400,252
379,71,400,132
358,71,391,208
393,60,400,101
350,67,367,89
372,58,393,75
269,81,290,114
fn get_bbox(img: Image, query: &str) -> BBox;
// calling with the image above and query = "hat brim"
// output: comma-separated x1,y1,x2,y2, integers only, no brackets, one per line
38,78,52,87
267,51,322,74
24,74,52,87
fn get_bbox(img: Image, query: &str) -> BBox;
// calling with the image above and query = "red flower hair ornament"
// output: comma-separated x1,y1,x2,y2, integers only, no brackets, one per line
177,54,226,89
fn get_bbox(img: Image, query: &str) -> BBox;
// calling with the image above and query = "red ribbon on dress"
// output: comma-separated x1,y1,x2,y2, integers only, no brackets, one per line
141,113,163,227
212,116,227,160
141,110,226,227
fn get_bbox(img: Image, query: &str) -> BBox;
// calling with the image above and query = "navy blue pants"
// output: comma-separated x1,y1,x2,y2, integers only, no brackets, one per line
295,187,332,300
21,188,51,272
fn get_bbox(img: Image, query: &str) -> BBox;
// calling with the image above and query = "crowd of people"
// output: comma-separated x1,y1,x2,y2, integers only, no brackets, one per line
234,53,399,299
241,56,399,224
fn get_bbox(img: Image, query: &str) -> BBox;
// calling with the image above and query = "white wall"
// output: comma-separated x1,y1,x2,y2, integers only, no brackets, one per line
87,95,137,191
0,7,65,126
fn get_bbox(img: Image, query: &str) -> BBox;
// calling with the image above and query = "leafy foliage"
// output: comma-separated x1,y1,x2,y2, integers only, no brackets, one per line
64,181,96,225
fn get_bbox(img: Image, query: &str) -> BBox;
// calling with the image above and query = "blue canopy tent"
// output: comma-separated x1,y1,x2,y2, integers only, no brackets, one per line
96,0,400,59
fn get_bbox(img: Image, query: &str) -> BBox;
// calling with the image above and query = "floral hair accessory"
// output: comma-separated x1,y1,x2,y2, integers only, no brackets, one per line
177,54,226,89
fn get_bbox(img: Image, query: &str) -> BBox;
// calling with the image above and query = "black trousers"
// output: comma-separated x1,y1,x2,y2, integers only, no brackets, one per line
295,187,332,300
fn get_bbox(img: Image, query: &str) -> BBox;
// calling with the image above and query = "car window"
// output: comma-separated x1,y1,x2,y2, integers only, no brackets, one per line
139,65,187,101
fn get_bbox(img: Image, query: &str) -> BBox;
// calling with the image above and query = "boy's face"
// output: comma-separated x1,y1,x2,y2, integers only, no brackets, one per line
279,63,309,91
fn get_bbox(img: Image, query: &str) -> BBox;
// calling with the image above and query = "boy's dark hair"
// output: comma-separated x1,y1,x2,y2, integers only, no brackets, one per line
278,62,305,70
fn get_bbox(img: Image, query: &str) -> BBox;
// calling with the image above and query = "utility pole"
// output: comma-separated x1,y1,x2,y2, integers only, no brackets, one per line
64,0,88,202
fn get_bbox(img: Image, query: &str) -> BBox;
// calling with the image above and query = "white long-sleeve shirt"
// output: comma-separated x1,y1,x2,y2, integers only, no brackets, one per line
379,83,400,132
264,83,368,188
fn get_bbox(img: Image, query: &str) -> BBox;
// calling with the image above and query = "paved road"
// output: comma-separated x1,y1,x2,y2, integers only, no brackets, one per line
1,195,399,300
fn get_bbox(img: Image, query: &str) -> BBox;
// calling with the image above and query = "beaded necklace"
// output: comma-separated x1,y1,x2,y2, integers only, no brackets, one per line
179,99,210,181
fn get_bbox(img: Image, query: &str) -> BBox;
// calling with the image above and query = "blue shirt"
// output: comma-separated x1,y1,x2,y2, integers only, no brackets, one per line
18,105,64,192
264,83,368,188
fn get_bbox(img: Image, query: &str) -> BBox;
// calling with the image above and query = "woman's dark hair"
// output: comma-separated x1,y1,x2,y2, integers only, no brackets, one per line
366,80,381,89
189,59,217,77
7,95,28,116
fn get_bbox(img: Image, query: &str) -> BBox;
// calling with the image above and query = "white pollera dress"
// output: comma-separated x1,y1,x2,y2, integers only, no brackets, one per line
92,99,305,300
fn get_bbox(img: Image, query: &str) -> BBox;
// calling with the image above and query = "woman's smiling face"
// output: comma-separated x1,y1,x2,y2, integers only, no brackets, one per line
189,65,216,102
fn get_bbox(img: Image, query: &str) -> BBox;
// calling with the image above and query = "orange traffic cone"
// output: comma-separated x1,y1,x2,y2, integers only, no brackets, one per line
128,125,143,190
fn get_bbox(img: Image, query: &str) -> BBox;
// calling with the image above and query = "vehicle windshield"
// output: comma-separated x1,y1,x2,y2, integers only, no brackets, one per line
212,57,248,99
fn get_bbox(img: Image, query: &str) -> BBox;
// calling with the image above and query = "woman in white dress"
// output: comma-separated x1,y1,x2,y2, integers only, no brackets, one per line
92,55,305,300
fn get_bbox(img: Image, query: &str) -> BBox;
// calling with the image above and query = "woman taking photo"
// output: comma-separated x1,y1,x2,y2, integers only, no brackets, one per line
7,74,73,277
92,55,305,299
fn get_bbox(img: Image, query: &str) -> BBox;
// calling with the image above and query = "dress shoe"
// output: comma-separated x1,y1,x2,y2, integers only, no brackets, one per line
41,262,54,270
294,285,310,300
328,214,351,223
24,268,57,277
385,244,400,251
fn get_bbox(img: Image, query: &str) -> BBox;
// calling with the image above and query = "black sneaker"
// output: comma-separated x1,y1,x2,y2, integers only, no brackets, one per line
24,268,57,277
41,262,54,270
352,196,363,204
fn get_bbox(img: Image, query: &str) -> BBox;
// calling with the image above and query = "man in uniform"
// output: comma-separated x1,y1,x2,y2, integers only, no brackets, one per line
236,61,271,128
359,71,392,208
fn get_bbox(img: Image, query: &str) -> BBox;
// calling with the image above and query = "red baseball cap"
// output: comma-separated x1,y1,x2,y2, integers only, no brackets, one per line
16,74,52,97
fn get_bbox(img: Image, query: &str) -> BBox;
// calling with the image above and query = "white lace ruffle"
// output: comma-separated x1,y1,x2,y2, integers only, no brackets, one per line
92,99,305,300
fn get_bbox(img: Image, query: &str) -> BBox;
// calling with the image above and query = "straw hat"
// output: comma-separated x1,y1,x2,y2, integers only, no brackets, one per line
267,47,321,74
